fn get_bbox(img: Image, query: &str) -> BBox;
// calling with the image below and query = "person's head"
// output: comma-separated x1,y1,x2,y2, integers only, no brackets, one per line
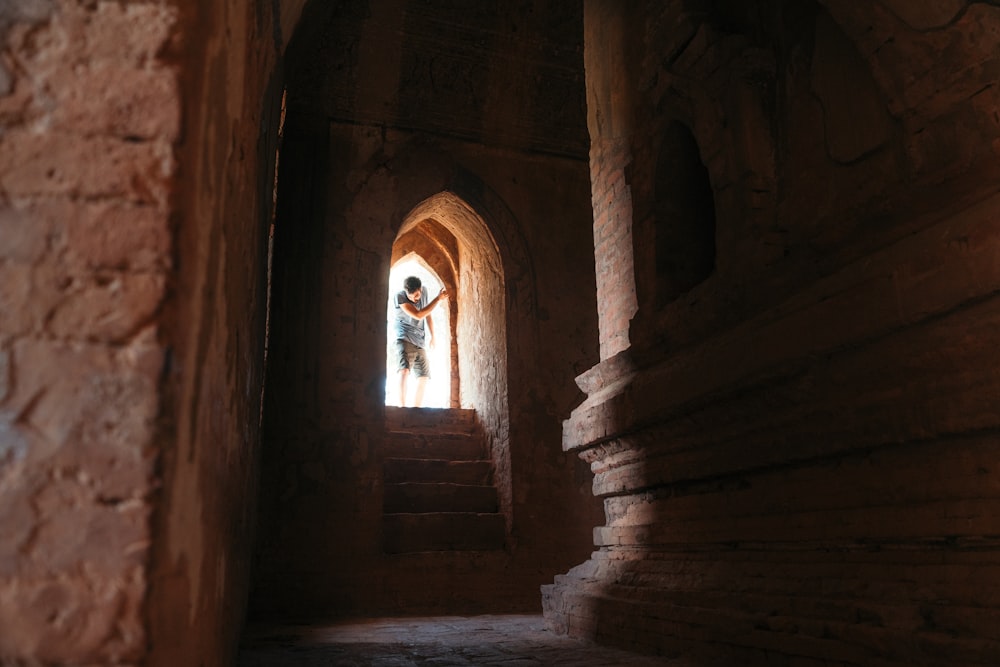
403,276,422,299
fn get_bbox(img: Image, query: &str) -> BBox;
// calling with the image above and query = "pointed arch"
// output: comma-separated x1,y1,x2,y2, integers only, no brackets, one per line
348,140,537,533
386,187,514,526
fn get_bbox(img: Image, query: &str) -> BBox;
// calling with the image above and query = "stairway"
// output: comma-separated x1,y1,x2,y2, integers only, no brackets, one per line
382,407,506,554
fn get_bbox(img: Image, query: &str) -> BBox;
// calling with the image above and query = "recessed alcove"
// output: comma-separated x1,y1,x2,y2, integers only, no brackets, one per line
653,120,717,308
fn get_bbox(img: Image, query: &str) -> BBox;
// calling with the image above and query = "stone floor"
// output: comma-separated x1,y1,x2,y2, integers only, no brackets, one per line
238,614,673,666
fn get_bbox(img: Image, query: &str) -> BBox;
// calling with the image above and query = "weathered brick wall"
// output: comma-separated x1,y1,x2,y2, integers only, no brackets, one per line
545,1,1000,664
585,1,637,361
0,2,177,662
591,140,636,361
0,0,303,664
144,0,295,664
449,193,511,522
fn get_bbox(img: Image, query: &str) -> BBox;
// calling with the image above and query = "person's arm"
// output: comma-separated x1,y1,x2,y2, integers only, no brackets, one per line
399,288,448,320
425,309,436,348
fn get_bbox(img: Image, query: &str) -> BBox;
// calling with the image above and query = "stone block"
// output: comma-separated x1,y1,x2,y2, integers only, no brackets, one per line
0,203,51,263
47,272,166,343
383,482,499,513
0,262,51,337
383,458,493,485
49,63,180,140
383,431,487,461
811,12,890,163
9,336,161,459
0,481,34,577
382,512,506,553
0,130,173,203
62,201,171,272
0,569,145,664
28,477,149,573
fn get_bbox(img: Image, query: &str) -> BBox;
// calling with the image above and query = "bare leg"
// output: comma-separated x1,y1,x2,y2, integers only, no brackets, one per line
413,376,428,408
397,369,410,407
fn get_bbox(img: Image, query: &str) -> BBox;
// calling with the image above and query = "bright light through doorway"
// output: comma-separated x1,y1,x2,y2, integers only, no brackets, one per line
386,257,451,408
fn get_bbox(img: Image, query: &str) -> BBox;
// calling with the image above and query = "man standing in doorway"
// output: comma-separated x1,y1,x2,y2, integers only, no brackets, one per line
394,276,448,407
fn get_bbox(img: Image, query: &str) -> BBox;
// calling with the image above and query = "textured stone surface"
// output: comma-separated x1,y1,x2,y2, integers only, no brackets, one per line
585,1,637,359
288,1,588,158
0,0,304,664
544,2,1000,665
142,0,298,664
0,1,175,662
240,615,674,666
7,0,1000,665
876,0,965,31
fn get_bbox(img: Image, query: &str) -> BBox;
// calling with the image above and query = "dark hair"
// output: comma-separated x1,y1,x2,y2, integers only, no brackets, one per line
403,276,422,293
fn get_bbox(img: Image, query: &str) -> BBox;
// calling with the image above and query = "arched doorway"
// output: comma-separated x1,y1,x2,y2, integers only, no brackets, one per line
251,0,601,619
384,191,512,531
385,253,452,408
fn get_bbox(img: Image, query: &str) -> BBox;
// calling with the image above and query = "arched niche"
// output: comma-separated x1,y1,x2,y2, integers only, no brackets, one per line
652,121,717,308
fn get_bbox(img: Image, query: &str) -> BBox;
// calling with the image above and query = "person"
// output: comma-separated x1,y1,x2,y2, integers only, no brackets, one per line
393,276,448,407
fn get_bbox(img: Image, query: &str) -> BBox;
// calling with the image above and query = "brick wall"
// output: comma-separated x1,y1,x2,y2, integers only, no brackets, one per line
0,2,177,662
0,0,303,663
144,0,291,663
585,0,637,360
545,1,1000,663
590,138,637,360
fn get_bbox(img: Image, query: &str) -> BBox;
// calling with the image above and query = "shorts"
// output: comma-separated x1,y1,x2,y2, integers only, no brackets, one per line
395,339,430,378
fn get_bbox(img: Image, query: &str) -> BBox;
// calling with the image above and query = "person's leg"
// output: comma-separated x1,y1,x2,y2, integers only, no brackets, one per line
411,346,430,408
413,376,428,407
397,368,409,407
395,339,411,407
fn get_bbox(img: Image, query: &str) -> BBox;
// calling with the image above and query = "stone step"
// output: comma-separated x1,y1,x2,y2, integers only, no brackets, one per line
385,406,478,435
384,458,494,485
384,431,487,461
383,512,506,553
384,482,499,514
